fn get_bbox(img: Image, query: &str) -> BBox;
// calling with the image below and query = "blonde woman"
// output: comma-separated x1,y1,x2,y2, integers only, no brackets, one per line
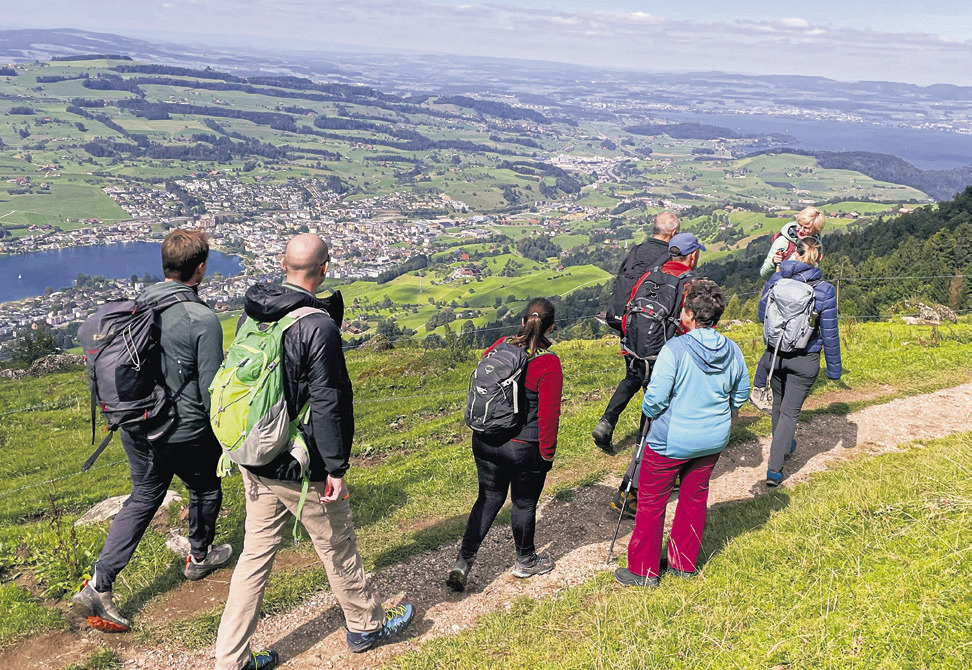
751,236,824,411
759,206,826,279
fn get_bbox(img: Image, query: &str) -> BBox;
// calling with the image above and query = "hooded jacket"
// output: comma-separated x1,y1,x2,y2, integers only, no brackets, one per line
759,222,801,278
238,282,352,482
641,328,750,460
758,260,842,380
136,280,223,444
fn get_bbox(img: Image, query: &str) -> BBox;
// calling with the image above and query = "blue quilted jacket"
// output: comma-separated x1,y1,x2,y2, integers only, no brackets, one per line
758,260,842,380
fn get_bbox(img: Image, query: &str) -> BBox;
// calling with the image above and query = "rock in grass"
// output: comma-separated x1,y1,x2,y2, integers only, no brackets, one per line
75,490,182,526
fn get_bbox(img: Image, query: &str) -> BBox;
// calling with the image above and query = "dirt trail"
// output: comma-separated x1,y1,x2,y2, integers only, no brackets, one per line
7,380,972,669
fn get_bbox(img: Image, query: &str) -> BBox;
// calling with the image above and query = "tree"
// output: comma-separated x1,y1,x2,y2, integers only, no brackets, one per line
12,326,56,365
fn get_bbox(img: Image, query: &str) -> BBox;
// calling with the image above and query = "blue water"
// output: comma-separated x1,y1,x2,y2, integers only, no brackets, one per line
0,242,243,303
662,112,972,171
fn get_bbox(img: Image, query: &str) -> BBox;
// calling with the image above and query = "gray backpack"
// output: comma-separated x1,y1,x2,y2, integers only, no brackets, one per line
763,277,821,373
464,341,530,436
78,292,203,471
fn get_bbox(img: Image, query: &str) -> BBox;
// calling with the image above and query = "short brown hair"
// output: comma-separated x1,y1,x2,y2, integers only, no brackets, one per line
682,279,725,328
161,229,209,281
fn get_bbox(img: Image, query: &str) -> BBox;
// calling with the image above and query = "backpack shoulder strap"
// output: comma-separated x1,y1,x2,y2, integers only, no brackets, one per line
627,265,662,304
279,306,325,332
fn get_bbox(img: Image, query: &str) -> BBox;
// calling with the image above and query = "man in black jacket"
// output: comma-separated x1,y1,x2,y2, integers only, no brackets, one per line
593,212,680,452
214,234,414,670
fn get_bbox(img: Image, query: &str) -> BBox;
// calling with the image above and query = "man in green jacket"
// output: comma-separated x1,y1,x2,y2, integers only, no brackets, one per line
74,229,231,633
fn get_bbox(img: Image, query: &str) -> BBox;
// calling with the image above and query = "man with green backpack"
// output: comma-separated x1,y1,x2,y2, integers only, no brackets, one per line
212,234,414,670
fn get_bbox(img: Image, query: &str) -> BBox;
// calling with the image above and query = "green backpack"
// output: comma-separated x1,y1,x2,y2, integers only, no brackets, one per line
209,306,321,541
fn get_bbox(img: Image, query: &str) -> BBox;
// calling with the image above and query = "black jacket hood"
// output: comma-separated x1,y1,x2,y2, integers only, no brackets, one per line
244,283,344,325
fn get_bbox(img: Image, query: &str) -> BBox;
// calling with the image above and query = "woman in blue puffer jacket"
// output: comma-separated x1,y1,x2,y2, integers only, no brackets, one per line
758,237,842,486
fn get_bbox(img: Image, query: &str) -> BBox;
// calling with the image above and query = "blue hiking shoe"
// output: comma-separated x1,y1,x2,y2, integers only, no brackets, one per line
347,603,415,653
783,439,797,461
242,649,278,670
765,469,784,487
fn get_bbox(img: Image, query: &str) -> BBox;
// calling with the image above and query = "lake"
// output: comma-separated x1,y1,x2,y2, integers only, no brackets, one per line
0,242,243,303
662,111,972,171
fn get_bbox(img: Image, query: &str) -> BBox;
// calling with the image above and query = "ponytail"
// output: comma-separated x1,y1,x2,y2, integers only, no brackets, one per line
510,297,555,354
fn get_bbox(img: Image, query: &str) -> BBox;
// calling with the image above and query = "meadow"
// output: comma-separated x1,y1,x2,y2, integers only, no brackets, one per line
0,317,970,652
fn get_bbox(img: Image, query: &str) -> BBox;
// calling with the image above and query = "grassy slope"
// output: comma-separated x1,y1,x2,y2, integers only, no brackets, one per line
0,319,970,648
387,431,972,669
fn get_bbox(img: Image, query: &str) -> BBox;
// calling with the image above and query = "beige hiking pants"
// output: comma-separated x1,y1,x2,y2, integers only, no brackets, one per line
214,469,384,670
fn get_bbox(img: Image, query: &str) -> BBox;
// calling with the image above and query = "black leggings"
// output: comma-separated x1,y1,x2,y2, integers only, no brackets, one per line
459,436,551,562
768,351,820,472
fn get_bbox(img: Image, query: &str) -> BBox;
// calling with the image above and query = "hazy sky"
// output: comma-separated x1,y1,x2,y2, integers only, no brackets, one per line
9,1,972,85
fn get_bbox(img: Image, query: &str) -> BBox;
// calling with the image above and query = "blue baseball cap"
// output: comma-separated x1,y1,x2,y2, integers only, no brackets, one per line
668,233,706,256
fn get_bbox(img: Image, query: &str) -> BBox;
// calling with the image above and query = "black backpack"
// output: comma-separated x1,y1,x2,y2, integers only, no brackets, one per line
77,291,203,470
464,340,530,436
620,268,694,361
607,241,671,332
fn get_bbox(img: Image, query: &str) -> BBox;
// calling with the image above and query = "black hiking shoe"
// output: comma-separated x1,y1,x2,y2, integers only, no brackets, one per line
347,604,415,653
592,419,614,452
610,489,637,519
183,543,233,581
512,553,554,578
660,557,696,579
242,649,279,670
614,567,660,589
72,576,130,633
447,556,473,592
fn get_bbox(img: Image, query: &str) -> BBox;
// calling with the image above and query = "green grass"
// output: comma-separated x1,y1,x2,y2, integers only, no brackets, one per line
1,319,970,650
386,431,972,669
0,584,65,647
62,648,120,670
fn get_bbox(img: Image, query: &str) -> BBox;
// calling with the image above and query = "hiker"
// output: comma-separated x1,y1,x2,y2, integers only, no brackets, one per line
758,239,841,486
448,297,563,592
593,211,680,451
750,236,824,411
759,206,827,279
615,280,750,588
74,229,230,633
214,234,414,670
608,232,704,519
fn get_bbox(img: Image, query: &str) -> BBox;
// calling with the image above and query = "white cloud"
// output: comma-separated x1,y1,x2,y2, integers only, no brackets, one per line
778,17,810,29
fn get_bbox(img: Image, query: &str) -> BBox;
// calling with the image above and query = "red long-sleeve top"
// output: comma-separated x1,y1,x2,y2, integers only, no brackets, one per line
483,336,563,461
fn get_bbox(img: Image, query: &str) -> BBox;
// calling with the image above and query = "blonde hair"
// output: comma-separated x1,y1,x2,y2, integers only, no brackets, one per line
796,206,826,233
796,236,822,267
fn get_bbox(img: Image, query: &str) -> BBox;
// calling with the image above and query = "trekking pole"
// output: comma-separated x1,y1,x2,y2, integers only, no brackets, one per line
606,417,652,563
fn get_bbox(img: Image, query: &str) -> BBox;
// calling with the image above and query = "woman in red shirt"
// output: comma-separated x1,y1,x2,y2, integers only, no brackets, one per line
447,298,564,592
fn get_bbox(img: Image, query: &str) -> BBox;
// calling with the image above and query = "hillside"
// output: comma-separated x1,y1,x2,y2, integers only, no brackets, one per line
1,321,971,667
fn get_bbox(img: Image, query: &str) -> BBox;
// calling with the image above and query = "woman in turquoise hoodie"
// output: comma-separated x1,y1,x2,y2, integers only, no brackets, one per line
615,280,750,588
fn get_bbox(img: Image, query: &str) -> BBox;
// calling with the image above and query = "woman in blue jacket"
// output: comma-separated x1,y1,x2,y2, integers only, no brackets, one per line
615,280,750,588
758,237,842,486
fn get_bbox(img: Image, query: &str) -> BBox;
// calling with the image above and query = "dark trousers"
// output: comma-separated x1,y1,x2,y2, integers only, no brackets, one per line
768,351,820,473
627,448,720,577
94,427,223,592
458,436,551,563
601,356,650,427
753,349,773,388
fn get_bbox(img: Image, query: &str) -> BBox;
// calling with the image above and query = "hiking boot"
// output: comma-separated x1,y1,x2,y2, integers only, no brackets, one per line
242,649,279,670
512,553,554,578
610,489,637,519
749,386,773,413
346,603,415,653
183,543,233,581
447,556,473,592
660,557,696,579
592,418,614,452
72,578,130,633
614,567,660,589
765,469,784,487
